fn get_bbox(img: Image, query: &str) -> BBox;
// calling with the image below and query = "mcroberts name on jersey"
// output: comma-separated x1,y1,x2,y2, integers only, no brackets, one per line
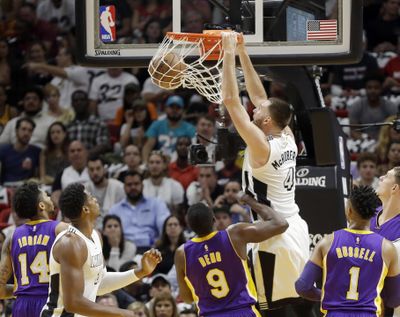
271,150,296,170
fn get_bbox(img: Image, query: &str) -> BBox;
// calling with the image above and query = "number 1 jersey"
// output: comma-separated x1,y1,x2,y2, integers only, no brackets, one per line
321,229,387,315
184,230,259,316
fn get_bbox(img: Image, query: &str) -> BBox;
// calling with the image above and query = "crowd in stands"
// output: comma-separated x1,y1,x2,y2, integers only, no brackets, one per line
0,0,399,315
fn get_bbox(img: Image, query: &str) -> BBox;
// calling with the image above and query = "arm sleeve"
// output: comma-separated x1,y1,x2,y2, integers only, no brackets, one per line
294,261,322,301
97,267,139,295
381,274,400,308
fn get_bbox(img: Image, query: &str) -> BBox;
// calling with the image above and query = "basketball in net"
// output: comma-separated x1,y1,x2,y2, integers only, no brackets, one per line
148,52,187,90
148,30,242,104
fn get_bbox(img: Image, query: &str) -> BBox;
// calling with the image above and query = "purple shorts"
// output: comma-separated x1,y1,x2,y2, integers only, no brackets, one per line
326,311,377,317
13,296,47,317
205,305,261,317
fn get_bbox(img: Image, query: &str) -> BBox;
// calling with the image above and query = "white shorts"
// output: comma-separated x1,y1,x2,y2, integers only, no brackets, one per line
250,213,310,310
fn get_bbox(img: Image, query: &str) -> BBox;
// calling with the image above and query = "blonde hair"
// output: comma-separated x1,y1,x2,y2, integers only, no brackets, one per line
43,84,60,98
127,301,150,316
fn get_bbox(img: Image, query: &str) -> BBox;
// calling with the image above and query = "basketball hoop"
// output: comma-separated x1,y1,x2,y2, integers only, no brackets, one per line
148,30,242,104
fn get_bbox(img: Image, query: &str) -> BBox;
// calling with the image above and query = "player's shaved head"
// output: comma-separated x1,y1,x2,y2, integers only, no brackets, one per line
187,203,214,236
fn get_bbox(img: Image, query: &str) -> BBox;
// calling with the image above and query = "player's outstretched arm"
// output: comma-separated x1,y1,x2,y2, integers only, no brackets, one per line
97,249,162,295
295,234,332,301
231,193,288,243
381,239,400,308
236,38,268,108
54,234,134,317
221,32,269,160
0,236,15,299
174,246,194,304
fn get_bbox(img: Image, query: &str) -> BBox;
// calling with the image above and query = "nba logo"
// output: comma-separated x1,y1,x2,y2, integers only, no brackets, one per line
100,5,116,43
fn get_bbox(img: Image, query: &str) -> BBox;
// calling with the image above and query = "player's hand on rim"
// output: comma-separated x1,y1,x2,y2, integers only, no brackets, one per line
221,31,238,54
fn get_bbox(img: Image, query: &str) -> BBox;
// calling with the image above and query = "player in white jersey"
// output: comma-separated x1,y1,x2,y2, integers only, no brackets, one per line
41,183,162,317
221,33,311,317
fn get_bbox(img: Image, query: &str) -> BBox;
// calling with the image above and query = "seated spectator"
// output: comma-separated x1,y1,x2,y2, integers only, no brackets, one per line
142,95,196,161
120,98,153,149
89,68,139,121
213,180,250,223
186,166,224,206
127,301,150,317
375,115,400,165
377,141,400,176
0,84,17,136
0,86,56,148
154,215,186,275
109,171,170,253
353,152,380,189
192,115,216,161
51,140,89,207
349,73,398,140
143,151,184,212
168,136,198,190
151,291,178,317
67,90,110,155
179,308,197,317
117,260,150,304
43,84,74,125
0,118,40,185
102,215,137,271
39,121,70,185
140,18,164,44
213,206,232,231
85,155,125,227
217,158,242,184
0,39,11,87
113,144,145,182
96,293,119,307
36,0,76,34
25,46,90,109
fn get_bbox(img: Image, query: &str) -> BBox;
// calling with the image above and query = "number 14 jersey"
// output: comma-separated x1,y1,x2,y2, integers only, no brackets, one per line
184,230,260,317
322,229,387,316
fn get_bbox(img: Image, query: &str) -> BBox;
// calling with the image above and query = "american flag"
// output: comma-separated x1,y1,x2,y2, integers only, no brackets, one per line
307,20,337,41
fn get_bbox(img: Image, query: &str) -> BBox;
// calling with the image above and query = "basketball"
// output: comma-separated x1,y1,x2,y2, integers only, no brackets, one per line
149,52,187,90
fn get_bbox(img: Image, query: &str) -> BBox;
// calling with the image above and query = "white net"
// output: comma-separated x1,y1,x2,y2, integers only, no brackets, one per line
148,32,224,104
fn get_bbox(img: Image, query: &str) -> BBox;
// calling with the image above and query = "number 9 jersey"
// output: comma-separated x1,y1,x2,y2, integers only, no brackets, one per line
321,229,387,316
183,230,261,317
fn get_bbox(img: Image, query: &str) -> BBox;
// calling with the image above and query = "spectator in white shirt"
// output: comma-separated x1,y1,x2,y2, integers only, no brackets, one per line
36,0,75,34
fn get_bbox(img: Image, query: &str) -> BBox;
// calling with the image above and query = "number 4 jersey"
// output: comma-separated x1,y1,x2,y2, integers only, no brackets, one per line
11,219,59,297
184,230,261,317
322,229,387,316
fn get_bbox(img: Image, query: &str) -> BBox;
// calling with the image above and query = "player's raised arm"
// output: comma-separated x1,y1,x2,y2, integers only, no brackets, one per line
0,236,15,299
381,239,400,308
221,32,269,161
174,246,194,304
54,234,134,317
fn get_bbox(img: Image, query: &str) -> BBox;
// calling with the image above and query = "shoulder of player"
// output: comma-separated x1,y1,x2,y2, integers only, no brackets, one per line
317,233,334,251
382,238,397,255
55,221,69,235
53,232,88,265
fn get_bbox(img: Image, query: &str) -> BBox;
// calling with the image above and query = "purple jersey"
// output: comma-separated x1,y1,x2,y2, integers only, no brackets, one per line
184,230,260,317
321,229,387,316
11,219,58,297
370,208,400,243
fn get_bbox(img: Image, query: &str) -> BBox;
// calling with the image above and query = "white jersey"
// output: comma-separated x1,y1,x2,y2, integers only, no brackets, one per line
41,226,104,317
242,133,299,218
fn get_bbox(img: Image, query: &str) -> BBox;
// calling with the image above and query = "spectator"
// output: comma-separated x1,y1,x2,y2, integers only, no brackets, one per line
109,171,170,253
168,136,198,190
383,40,400,93
192,115,217,160
141,18,164,44
36,0,75,34
0,86,56,148
213,206,233,231
51,140,89,207
67,90,110,155
0,85,17,136
186,166,224,206
0,38,11,86
154,215,186,274
25,47,89,109
142,95,196,161
349,73,398,140
179,309,197,317
143,151,184,212
85,154,125,227
96,293,119,307
217,158,242,184
377,141,400,175
39,121,69,185
0,117,40,185
151,291,178,317
43,84,74,125
375,115,400,164
127,301,150,317
353,152,380,189
114,144,145,182
120,98,153,149
118,260,150,304
89,69,139,121
102,215,137,271
182,10,204,33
